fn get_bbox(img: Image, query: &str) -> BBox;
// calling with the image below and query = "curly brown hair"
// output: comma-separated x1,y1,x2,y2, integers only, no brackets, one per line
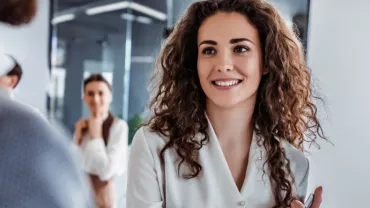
0,0,37,26
147,0,326,207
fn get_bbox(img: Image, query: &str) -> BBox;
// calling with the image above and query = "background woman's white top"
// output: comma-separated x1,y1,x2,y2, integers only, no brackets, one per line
78,118,128,181
127,118,309,208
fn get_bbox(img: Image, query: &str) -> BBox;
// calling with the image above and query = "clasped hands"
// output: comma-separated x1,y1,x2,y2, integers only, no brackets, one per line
74,112,103,144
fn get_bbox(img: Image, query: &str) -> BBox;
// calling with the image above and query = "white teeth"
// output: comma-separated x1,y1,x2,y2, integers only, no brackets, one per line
214,80,240,86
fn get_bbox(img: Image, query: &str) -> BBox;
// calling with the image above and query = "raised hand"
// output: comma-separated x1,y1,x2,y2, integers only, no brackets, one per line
74,119,88,144
88,111,103,139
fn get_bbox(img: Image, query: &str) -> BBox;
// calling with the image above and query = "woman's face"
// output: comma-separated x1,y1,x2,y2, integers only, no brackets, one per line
83,81,112,115
197,12,266,109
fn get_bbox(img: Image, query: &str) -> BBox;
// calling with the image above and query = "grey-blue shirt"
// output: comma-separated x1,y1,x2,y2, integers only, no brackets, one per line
0,91,95,208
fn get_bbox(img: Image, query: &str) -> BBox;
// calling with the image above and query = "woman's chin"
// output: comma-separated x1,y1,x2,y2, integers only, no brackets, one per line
208,98,242,109
90,108,108,114
89,109,101,114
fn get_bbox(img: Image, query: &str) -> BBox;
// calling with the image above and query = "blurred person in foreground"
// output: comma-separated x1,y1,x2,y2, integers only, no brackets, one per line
0,54,22,99
127,0,324,208
0,0,94,207
0,54,46,118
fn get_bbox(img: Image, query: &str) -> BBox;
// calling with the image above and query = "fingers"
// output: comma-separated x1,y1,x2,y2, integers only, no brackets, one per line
76,119,88,128
290,200,305,208
74,119,87,141
76,118,85,125
81,119,88,128
290,186,323,208
74,131,80,140
310,186,323,208
74,134,83,144
73,127,83,144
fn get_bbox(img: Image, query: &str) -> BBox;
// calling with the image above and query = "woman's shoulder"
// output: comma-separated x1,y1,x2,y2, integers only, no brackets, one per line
281,140,308,162
108,119,128,142
131,126,169,159
112,118,128,129
133,126,168,148
280,140,310,180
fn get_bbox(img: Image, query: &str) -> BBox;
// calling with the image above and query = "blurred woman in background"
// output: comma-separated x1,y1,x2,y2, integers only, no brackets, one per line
74,74,128,208
127,0,325,208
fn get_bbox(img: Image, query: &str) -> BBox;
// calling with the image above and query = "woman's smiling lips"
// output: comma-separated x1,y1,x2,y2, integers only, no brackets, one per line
211,78,243,90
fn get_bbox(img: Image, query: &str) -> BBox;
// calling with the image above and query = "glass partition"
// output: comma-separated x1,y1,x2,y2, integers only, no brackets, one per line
49,0,168,138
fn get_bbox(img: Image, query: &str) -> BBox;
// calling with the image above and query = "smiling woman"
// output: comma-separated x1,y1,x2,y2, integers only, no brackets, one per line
126,0,324,208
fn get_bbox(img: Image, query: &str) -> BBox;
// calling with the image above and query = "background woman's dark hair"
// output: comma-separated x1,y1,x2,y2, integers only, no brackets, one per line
6,55,23,88
147,0,326,207
83,73,112,91
0,0,37,26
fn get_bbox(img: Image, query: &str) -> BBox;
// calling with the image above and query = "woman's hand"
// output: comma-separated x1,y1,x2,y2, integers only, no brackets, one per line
88,112,103,139
74,119,88,144
290,186,323,208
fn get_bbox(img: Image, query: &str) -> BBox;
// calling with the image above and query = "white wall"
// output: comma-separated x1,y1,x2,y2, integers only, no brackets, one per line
0,1,50,113
307,0,370,207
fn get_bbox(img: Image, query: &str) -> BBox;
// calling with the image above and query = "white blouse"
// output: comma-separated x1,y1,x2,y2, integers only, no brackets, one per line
127,118,310,208
78,118,128,181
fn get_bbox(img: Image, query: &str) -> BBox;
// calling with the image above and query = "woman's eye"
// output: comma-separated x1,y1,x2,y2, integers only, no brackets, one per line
202,48,216,55
234,46,249,53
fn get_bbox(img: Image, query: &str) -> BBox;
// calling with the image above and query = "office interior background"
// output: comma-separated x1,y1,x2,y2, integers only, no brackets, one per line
0,0,369,207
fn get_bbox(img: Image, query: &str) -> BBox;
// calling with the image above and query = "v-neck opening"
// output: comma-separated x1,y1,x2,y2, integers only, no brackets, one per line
206,117,255,197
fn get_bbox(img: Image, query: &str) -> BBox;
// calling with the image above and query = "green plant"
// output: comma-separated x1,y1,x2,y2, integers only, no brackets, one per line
127,114,144,145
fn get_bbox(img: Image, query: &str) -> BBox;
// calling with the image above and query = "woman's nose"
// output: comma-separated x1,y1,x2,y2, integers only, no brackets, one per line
215,51,233,72
216,64,233,72
93,95,100,103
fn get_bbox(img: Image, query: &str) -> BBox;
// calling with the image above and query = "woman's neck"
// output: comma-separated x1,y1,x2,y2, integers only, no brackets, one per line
91,111,109,120
206,98,255,144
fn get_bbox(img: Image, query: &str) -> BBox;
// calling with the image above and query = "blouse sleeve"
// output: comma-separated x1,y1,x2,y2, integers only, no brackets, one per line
297,157,310,202
82,120,128,181
126,127,164,208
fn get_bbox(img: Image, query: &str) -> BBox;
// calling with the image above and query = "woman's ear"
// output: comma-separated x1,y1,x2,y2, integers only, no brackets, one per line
262,68,269,75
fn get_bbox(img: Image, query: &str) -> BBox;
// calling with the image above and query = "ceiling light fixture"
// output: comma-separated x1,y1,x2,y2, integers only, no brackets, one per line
136,16,152,24
121,13,135,21
86,1,129,15
86,1,166,21
129,2,166,21
51,14,75,25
